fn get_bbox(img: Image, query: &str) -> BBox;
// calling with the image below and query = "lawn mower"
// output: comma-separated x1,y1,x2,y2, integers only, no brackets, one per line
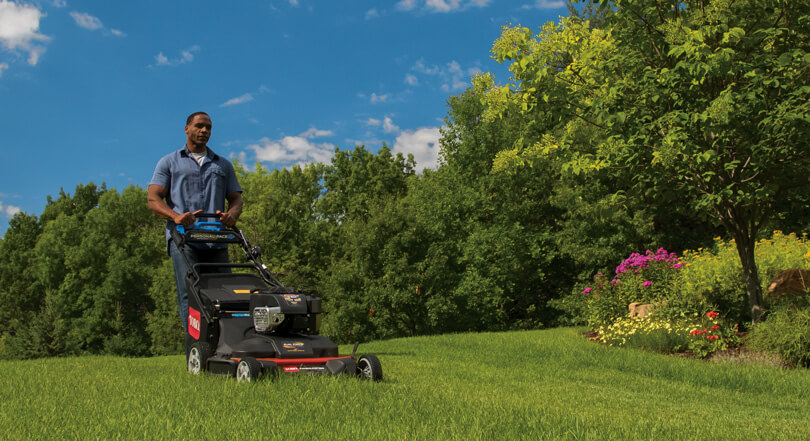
171,213,382,382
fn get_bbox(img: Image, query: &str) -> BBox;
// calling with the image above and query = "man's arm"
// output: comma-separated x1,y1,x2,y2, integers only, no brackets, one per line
218,191,242,227
147,184,198,227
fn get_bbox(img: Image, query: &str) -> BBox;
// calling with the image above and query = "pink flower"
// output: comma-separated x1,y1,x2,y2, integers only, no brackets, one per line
642,280,652,287
583,287,593,295
671,263,682,269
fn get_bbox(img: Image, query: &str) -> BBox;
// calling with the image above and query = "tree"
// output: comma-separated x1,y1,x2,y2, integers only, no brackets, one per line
0,212,43,337
490,0,810,322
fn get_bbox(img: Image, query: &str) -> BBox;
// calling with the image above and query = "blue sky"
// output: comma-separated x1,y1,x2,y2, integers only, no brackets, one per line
0,0,568,234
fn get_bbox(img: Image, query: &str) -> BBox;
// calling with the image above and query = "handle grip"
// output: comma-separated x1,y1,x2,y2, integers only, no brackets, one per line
194,212,222,219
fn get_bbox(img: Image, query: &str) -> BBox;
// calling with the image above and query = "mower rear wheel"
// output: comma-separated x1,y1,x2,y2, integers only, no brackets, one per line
357,354,383,381
236,357,263,383
188,342,212,375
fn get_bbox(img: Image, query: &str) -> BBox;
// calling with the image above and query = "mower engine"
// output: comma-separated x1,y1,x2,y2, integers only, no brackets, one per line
249,292,322,335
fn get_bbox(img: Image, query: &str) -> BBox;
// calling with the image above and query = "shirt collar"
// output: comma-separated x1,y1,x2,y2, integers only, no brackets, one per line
179,145,219,160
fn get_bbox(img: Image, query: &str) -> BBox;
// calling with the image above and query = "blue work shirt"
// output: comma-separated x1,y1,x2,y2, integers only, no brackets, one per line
149,146,242,250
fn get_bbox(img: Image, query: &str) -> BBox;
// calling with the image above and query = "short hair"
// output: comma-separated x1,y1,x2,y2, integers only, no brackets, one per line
186,111,210,126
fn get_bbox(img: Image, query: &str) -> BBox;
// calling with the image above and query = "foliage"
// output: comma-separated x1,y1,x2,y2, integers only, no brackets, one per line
547,292,589,326
1,184,167,359
583,248,683,327
748,300,810,368
678,231,810,323
488,0,810,322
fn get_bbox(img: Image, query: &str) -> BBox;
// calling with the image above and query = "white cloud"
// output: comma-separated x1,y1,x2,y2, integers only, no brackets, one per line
365,8,379,19
288,0,299,6
393,127,441,171
410,58,478,91
396,0,490,13
522,0,565,8
152,45,199,67
383,116,399,133
370,92,389,103
70,11,102,30
0,200,21,218
0,1,49,65
0,62,7,78
299,127,334,138
70,11,125,37
221,93,254,107
364,118,381,126
395,0,417,11
246,135,336,167
426,0,462,12
53,0,66,7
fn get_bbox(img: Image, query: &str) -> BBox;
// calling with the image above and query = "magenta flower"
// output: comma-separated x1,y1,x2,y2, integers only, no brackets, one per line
583,287,593,295
642,280,652,287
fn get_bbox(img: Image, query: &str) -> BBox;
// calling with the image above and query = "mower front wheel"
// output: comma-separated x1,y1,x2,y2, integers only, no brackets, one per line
357,354,383,381
236,357,263,383
188,342,212,375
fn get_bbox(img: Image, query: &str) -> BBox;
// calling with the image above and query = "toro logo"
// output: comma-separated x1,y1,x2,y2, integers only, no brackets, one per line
283,366,300,373
188,307,201,340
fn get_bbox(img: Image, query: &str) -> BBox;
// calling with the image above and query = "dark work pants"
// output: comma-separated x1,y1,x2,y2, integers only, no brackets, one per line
168,241,230,355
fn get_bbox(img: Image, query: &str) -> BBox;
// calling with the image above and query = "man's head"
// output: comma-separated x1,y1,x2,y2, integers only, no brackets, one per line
185,112,212,150
186,111,210,126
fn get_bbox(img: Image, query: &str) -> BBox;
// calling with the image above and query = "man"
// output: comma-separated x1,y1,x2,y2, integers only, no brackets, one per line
147,111,243,338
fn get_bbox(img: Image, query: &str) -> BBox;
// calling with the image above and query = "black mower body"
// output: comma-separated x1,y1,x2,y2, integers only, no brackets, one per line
174,216,375,380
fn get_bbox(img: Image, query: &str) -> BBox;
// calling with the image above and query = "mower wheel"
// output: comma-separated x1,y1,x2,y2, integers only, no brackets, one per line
188,342,212,375
236,357,263,383
357,354,383,381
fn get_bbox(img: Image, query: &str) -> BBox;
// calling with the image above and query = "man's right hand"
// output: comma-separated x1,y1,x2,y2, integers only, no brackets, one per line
173,210,202,227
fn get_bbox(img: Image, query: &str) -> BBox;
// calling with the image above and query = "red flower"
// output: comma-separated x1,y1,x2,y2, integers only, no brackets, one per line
706,311,719,319
710,325,720,331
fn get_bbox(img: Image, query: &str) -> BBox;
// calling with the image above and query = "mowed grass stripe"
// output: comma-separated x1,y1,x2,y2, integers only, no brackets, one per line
1,328,808,441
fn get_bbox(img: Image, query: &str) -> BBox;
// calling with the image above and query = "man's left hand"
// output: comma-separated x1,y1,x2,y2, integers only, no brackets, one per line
217,210,237,227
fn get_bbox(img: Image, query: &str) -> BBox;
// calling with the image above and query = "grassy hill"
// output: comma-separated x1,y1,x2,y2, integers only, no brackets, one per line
1,328,809,440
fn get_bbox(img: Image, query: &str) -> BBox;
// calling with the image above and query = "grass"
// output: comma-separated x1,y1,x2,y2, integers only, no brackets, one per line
1,328,809,440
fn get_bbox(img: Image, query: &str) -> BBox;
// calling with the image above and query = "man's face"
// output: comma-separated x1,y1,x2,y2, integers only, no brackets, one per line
185,114,212,146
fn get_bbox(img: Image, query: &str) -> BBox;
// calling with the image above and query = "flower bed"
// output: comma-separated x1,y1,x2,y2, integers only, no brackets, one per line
597,311,739,358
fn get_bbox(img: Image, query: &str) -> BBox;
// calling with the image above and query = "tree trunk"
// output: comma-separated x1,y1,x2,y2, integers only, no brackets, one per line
734,233,763,323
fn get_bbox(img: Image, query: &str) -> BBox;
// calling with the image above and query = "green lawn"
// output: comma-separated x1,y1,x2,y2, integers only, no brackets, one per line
1,328,808,440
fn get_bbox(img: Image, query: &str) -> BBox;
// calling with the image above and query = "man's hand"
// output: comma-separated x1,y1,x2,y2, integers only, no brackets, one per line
217,210,237,227
173,210,202,227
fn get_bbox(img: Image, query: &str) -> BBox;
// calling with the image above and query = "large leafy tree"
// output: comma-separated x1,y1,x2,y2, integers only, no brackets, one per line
491,0,810,322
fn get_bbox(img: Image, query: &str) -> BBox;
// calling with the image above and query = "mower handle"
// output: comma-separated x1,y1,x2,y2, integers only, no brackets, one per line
193,212,223,220
192,262,255,271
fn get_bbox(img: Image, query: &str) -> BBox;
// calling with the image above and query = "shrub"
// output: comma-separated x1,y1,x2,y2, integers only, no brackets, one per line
583,248,682,327
747,302,810,367
547,293,588,326
677,232,810,324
